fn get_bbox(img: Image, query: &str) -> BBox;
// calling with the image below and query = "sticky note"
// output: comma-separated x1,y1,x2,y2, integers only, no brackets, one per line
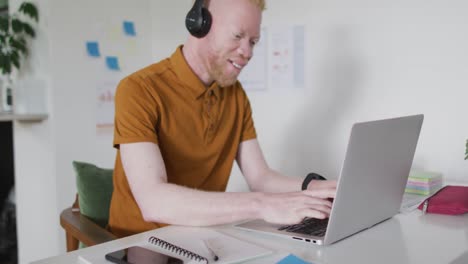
86,41,100,57
276,254,311,264
105,56,120,71
123,21,136,36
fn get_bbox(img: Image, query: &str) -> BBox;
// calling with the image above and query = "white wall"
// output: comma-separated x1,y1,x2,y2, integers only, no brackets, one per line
12,0,154,263
231,0,468,191
150,0,192,60
12,0,468,263
47,0,154,228
9,0,58,263
149,0,468,197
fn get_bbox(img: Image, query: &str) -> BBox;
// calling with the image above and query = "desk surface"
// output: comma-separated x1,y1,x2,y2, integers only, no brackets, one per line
33,211,468,264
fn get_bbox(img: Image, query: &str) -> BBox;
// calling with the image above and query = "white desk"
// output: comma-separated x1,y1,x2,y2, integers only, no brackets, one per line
33,211,468,264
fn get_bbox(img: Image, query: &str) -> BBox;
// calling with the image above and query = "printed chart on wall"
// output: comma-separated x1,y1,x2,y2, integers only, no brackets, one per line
269,25,305,91
239,25,305,92
85,19,149,134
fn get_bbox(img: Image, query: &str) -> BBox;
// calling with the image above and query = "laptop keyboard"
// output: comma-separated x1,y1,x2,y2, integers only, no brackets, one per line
278,217,329,237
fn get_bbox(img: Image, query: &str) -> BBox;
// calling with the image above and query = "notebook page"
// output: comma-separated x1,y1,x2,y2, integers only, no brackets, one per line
147,227,273,264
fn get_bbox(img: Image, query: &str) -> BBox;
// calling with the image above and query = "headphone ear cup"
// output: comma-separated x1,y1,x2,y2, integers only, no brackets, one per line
185,6,202,36
186,5,212,38
195,8,212,38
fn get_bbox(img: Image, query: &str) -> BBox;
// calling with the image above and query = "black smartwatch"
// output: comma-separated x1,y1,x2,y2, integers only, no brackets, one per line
301,172,327,190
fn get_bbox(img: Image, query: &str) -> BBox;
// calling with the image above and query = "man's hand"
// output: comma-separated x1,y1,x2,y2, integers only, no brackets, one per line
260,188,336,225
307,179,338,193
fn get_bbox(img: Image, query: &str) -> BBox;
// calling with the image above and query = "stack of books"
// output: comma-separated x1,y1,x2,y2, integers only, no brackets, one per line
405,170,443,195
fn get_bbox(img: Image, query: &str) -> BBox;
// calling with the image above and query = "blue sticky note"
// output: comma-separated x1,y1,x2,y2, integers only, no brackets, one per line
276,254,311,264
86,41,100,57
123,21,136,36
105,56,120,71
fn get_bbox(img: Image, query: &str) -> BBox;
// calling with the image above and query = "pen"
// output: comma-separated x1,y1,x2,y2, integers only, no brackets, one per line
202,239,219,261
422,200,428,214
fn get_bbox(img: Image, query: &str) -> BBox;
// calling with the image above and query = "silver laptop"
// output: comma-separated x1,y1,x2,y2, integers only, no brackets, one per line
236,114,424,245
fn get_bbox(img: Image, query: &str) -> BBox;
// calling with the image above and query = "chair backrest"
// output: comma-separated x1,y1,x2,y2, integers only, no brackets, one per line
73,161,114,227
60,161,116,252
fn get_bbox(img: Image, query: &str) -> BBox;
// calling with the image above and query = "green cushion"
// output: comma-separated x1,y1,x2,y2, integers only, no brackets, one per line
73,161,113,228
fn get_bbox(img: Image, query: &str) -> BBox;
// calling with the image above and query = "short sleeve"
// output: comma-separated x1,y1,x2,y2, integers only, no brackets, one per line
113,77,160,148
238,85,257,142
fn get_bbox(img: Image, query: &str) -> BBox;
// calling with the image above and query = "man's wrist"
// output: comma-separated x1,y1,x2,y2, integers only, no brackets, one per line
301,173,327,190
252,192,268,220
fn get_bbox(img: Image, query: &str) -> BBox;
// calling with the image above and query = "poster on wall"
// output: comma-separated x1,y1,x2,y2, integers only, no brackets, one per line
96,80,118,130
84,19,148,134
238,25,305,92
268,25,305,91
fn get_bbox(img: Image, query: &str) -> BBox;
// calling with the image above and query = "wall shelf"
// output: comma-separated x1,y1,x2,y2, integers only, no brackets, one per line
0,113,48,122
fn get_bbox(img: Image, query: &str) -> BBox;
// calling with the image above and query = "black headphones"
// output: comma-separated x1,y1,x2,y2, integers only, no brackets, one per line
185,0,212,38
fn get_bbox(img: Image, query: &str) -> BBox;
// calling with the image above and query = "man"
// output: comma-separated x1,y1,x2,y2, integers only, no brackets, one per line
109,0,337,238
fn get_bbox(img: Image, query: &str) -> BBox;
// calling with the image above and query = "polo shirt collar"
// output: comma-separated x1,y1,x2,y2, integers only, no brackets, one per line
170,45,222,100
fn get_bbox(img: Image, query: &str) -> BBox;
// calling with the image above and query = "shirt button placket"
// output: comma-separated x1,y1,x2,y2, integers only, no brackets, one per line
207,90,217,133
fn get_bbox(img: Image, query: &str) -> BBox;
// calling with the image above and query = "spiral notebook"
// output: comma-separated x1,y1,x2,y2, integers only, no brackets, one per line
144,228,272,263
77,228,272,264
147,236,208,263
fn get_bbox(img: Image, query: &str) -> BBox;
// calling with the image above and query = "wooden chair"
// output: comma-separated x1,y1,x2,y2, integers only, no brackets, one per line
60,194,117,252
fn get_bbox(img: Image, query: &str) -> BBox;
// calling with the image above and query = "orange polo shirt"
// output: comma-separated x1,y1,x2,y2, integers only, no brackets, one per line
108,46,257,238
